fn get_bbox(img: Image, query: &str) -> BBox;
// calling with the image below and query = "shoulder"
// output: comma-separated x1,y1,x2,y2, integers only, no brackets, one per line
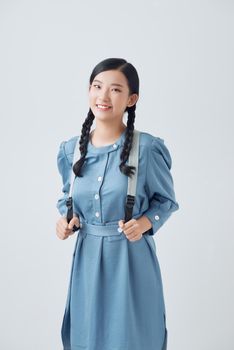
138,131,172,169
57,135,79,166
62,135,79,155
139,130,164,148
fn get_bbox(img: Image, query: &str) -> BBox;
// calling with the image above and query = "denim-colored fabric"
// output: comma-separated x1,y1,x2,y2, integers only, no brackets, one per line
56,129,179,350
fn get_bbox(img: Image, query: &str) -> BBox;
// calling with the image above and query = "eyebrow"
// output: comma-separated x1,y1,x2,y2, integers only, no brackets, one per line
93,79,124,88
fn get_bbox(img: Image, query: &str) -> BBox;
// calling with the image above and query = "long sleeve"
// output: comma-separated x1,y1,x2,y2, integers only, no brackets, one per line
143,136,179,236
56,140,71,217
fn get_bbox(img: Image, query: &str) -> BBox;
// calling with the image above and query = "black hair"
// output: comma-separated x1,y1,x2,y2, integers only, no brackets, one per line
73,57,139,178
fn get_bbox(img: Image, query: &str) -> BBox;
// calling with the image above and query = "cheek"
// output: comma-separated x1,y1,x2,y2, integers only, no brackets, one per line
113,96,127,108
89,91,97,103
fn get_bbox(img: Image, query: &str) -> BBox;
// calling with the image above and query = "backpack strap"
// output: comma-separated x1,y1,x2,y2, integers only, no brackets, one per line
124,129,140,222
65,138,81,229
66,129,140,229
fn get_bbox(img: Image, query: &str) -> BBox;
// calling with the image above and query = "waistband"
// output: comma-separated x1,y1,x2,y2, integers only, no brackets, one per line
79,221,124,237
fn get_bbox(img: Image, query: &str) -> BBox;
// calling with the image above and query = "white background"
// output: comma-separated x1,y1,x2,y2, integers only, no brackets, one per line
0,0,233,349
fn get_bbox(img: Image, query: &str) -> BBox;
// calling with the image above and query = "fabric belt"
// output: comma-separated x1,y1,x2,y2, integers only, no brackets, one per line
78,221,124,237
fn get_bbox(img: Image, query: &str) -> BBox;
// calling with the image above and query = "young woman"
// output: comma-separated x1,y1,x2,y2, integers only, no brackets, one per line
56,57,179,350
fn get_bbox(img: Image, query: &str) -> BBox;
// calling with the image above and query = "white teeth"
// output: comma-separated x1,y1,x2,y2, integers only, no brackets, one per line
97,104,111,109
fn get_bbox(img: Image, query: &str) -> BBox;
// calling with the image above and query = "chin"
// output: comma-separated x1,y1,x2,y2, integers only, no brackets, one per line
94,108,114,118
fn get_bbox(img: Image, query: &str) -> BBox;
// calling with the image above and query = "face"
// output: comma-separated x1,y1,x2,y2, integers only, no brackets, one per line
88,70,138,122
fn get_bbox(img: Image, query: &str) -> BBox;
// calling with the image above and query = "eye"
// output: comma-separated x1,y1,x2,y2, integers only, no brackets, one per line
93,84,101,88
112,88,121,92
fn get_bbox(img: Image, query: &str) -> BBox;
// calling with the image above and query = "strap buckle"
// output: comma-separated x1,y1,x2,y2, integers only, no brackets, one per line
124,195,135,222
66,196,73,210
66,196,73,223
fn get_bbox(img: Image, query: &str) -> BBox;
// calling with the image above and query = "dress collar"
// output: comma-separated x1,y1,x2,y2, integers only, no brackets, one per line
87,128,127,154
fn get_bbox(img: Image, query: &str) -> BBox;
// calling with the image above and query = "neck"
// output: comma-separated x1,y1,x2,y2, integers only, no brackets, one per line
91,121,126,144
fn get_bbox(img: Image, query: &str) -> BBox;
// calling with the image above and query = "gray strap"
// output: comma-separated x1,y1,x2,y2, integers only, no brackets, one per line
68,137,80,198
127,129,140,197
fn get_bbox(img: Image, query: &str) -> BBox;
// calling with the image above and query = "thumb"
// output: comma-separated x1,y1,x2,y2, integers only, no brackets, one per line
68,217,78,229
118,220,124,227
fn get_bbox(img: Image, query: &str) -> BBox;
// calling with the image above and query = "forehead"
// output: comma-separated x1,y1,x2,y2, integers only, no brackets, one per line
93,70,128,86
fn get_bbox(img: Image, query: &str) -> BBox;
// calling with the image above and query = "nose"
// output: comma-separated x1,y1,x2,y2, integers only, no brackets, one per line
99,88,110,102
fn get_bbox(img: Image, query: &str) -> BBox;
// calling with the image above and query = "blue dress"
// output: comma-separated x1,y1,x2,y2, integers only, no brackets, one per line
56,128,179,350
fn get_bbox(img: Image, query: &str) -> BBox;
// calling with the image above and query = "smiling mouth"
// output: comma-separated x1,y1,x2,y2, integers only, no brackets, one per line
96,104,112,110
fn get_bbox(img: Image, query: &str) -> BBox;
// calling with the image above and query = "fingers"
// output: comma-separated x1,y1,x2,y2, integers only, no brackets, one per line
68,217,80,235
56,223,70,240
119,219,136,235
56,215,80,240
126,231,142,241
118,219,143,241
118,220,124,231
68,216,80,230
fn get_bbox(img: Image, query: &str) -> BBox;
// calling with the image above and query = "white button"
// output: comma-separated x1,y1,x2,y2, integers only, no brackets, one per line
154,215,160,221
98,176,102,181
117,227,123,233
95,194,99,199
95,212,100,217
113,143,117,148
80,223,83,228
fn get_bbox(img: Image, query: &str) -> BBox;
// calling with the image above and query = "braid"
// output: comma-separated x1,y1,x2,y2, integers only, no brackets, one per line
73,108,95,177
119,105,137,178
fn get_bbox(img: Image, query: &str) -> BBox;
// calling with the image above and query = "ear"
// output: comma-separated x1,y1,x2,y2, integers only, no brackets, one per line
127,93,139,107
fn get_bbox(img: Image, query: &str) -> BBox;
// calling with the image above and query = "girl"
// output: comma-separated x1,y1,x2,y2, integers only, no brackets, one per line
56,57,179,350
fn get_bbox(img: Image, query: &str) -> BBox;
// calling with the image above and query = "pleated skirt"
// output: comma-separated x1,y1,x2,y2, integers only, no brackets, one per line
61,221,168,350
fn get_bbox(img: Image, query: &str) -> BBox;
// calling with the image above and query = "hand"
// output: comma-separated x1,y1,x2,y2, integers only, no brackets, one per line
118,218,143,242
56,214,80,240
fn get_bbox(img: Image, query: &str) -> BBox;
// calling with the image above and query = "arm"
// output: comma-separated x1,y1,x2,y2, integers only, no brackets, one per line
142,137,179,236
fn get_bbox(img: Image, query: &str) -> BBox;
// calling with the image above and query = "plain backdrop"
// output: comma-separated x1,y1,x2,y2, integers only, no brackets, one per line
0,1,233,349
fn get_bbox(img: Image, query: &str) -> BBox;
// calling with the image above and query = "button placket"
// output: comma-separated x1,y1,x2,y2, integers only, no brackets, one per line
94,190,100,218
94,172,104,222
92,153,110,223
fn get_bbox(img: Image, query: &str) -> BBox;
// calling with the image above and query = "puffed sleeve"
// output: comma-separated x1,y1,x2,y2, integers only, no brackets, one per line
143,137,179,236
56,140,71,217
